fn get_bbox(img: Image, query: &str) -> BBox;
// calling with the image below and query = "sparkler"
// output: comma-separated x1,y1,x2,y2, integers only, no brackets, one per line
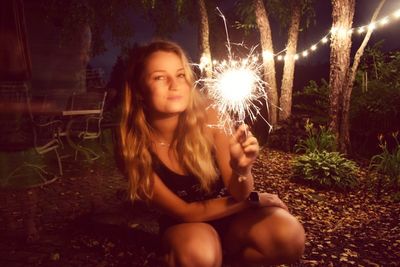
197,8,271,135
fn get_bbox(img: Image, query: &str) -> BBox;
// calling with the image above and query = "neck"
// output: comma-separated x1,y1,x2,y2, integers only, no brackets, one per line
149,114,180,144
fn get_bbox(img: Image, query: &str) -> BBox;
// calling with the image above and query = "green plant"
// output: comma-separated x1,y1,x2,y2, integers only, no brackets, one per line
350,45,400,156
294,119,336,153
369,132,400,197
292,150,359,190
292,79,330,125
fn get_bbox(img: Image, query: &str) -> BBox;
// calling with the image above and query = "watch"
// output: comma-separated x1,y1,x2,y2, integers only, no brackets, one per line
248,191,260,204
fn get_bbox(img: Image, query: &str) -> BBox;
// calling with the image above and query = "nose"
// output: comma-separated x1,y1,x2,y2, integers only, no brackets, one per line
168,77,178,91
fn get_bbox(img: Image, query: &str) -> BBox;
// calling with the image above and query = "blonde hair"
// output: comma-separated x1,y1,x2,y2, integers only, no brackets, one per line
120,40,218,201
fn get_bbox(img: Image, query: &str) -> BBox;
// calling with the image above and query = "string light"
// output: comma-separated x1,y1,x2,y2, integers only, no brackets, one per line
395,9,400,18
199,7,400,72
268,8,400,62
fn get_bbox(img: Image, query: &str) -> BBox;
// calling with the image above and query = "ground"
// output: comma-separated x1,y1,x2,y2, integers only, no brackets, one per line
0,147,399,266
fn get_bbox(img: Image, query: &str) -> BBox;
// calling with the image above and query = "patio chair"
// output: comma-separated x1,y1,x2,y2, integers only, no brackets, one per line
0,82,63,187
65,91,108,160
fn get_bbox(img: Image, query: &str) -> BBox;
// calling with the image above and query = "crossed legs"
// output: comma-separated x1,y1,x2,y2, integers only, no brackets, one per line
161,207,305,267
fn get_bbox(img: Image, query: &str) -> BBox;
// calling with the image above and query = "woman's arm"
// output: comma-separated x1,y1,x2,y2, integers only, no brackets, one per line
207,109,259,201
150,173,252,222
150,173,288,222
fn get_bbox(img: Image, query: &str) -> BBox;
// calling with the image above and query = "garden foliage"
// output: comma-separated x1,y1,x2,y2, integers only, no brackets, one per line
369,132,400,198
292,120,359,190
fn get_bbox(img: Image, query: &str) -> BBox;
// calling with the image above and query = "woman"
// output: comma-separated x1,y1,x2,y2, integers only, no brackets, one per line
120,40,305,267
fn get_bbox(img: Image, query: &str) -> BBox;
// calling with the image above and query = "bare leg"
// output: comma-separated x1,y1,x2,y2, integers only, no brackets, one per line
162,222,223,267
223,207,305,266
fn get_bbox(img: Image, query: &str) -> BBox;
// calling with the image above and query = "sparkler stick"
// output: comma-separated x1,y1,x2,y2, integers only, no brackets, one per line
197,8,272,135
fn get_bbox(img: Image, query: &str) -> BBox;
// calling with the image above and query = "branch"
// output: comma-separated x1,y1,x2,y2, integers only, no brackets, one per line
350,0,386,79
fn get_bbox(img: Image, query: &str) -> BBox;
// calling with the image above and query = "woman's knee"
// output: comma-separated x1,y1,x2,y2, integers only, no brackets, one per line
272,210,306,262
163,224,222,267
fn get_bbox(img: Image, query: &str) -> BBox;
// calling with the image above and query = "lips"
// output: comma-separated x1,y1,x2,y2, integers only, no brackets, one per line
167,95,182,100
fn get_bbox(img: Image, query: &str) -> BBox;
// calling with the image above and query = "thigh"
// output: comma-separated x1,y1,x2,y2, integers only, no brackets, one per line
222,207,304,254
161,222,223,266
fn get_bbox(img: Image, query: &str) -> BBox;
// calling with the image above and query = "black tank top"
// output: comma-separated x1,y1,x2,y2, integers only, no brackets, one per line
151,152,226,203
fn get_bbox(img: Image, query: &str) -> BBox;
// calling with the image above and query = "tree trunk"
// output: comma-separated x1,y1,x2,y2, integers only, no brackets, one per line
339,0,386,153
254,0,278,126
279,0,301,122
197,0,212,78
328,0,355,149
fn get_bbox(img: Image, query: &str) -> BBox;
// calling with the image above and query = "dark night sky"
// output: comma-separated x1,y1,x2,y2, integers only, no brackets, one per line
90,0,400,82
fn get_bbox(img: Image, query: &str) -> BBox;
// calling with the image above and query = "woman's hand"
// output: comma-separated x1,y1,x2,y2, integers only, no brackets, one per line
258,192,288,211
229,124,259,175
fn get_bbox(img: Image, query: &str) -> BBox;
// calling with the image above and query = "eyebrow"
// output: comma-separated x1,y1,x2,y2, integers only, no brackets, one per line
149,68,185,75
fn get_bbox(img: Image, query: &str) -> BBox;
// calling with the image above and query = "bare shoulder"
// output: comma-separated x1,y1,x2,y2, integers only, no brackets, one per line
205,105,219,124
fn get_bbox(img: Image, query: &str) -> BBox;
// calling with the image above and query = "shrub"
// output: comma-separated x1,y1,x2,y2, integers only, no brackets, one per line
292,79,330,126
369,132,400,197
294,119,336,153
292,150,359,190
350,45,400,156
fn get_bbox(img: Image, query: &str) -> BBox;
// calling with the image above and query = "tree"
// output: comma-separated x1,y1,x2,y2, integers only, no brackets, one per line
40,0,139,57
143,0,214,77
278,0,302,122
197,0,212,78
339,0,386,153
328,0,386,153
236,0,315,126
328,0,355,151
253,0,279,125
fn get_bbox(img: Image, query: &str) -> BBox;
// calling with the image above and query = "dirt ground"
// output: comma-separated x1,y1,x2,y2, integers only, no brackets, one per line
0,147,399,266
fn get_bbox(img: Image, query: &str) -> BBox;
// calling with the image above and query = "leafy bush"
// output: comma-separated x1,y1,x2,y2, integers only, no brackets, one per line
292,79,330,126
292,150,359,190
351,45,400,156
369,132,400,197
294,119,336,153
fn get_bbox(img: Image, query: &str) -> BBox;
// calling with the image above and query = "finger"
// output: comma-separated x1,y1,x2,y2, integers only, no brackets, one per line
279,201,289,211
232,124,249,143
242,136,258,147
243,145,259,155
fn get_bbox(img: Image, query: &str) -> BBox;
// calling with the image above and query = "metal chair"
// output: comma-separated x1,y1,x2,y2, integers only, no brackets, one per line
65,91,108,160
0,82,63,188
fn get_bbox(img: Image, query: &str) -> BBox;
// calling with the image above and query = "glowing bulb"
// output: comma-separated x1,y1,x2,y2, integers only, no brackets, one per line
331,27,337,34
380,17,389,25
395,9,400,18
294,54,299,60
311,45,317,51
358,27,365,34
212,60,218,65
368,23,376,31
338,27,347,36
302,51,309,57
277,55,283,61
262,51,274,61
322,37,328,43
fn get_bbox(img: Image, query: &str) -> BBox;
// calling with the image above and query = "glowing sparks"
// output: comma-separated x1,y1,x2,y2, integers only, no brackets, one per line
199,53,269,133
197,8,270,134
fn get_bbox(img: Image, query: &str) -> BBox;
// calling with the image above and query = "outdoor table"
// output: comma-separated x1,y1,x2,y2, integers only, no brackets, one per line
61,109,102,161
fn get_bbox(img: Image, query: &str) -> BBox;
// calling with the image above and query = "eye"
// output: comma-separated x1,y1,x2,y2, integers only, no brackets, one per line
177,73,186,79
154,75,166,81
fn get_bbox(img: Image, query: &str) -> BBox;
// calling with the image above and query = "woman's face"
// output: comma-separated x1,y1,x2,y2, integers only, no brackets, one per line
143,51,191,117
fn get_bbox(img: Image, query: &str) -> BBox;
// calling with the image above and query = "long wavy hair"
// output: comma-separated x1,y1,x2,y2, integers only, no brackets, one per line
120,40,218,201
